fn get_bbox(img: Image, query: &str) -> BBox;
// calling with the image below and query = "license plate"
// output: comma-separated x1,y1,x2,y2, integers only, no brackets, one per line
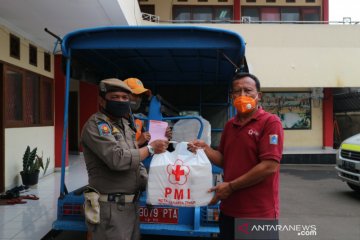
139,207,178,224
342,161,355,170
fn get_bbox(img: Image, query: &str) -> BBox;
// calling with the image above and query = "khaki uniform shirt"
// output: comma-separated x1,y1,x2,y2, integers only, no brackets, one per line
81,112,147,194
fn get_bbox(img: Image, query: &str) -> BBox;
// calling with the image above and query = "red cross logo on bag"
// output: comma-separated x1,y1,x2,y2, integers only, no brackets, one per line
166,159,190,185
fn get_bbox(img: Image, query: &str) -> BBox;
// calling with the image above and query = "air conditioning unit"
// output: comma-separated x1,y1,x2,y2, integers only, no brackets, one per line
241,16,252,23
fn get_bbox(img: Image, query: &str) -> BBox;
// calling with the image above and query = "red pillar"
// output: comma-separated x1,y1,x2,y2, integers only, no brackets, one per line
323,0,329,22
323,88,333,149
79,81,99,152
234,0,241,22
54,55,68,169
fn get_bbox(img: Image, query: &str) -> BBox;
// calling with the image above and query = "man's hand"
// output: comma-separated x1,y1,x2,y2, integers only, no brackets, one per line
187,140,208,153
208,182,233,205
150,139,169,154
138,132,151,146
165,126,172,140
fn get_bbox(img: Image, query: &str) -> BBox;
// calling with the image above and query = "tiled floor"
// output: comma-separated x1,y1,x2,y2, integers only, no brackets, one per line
0,155,88,240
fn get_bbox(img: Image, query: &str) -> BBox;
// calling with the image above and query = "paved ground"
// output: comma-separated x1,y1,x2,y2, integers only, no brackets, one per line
45,164,360,240
279,165,360,240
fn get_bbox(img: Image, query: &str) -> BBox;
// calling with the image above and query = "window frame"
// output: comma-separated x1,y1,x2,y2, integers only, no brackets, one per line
29,44,38,67
44,52,51,72
40,77,54,125
9,34,20,60
172,5,233,22
3,63,54,128
241,6,321,22
139,4,155,15
4,65,25,127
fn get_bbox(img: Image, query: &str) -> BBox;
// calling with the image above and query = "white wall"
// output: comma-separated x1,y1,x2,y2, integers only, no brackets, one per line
0,25,54,79
5,127,55,189
202,24,360,88
117,0,143,26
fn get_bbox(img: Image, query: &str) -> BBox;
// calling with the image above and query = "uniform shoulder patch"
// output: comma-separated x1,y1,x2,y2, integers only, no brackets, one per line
97,122,112,136
269,134,278,145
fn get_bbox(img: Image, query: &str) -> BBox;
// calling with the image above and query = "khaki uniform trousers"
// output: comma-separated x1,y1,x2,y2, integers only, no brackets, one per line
88,201,140,240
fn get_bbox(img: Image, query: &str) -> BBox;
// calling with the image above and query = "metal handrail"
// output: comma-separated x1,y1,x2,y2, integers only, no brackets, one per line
159,19,360,25
142,12,160,23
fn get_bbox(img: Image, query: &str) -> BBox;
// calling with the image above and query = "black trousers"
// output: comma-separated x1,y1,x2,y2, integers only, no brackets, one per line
219,212,235,240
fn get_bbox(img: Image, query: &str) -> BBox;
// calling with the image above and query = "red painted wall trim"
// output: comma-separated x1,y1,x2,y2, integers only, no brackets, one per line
323,88,333,148
54,55,68,168
234,0,241,21
323,0,329,22
79,81,98,152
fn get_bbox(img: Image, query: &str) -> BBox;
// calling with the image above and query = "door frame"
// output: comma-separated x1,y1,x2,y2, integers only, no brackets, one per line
0,63,4,192
68,91,79,154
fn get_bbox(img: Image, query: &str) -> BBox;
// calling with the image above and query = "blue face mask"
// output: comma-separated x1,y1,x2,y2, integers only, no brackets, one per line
104,100,131,118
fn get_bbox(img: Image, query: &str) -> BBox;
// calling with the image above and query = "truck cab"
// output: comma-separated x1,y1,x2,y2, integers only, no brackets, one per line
335,133,360,193
52,26,247,237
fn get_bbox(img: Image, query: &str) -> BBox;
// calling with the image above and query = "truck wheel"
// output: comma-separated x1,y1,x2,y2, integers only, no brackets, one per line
347,182,360,193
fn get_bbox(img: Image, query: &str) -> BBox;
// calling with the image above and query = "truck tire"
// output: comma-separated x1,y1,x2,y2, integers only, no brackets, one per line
347,182,360,193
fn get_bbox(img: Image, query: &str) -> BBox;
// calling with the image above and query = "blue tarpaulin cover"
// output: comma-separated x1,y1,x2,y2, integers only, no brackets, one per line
61,26,246,85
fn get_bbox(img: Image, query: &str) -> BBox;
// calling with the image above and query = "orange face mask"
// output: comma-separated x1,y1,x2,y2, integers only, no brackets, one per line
233,95,257,114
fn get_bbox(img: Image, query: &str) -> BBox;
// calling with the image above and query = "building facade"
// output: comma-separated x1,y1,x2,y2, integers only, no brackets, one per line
0,25,55,192
2,0,360,192
139,0,328,23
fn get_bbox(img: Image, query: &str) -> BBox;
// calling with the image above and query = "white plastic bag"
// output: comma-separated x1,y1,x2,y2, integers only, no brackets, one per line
146,142,213,207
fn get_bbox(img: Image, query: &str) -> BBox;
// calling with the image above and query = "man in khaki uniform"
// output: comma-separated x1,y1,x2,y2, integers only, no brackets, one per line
81,78,168,240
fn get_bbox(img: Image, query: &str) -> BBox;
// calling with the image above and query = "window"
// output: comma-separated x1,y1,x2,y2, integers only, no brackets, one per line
40,78,54,124
173,6,233,22
193,7,212,21
302,8,320,21
140,5,155,15
215,7,232,21
44,52,51,72
306,0,315,2
243,8,260,21
24,73,40,124
286,0,295,2
267,0,276,2
281,7,300,22
29,44,37,66
261,7,280,22
174,7,191,21
5,68,23,124
10,34,20,59
242,6,320,22
4,64,54,127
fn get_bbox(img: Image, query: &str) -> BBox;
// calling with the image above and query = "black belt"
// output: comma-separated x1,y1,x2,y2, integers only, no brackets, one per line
99,192,140,204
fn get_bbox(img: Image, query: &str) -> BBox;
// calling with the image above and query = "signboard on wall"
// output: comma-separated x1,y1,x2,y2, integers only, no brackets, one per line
262,92,311,129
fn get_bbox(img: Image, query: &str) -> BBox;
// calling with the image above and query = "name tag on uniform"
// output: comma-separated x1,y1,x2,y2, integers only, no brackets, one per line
269,134,278,145
97,122,112,136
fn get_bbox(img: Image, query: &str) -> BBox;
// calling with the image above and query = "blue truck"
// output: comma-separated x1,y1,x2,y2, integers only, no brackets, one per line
52,26,247,237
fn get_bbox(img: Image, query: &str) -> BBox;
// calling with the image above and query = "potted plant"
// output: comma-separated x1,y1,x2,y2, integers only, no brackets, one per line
20,146,50,186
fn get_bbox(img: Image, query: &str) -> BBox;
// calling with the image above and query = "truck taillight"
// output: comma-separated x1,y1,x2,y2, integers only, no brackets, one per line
62,204,83,216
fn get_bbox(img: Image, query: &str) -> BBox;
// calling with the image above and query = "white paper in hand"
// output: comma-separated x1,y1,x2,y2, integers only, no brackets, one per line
149,120,168,143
